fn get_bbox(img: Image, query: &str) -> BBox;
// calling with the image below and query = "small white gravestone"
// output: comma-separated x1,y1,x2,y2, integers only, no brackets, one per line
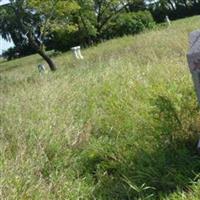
187,29,200,154
71,46,84,59
165,16,171,26
38,64,46,74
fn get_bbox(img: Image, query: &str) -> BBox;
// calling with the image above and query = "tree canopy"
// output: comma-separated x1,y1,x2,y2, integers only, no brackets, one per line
0,0,79,70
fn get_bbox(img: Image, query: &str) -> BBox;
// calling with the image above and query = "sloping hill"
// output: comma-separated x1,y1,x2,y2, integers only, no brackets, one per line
0,16,200,200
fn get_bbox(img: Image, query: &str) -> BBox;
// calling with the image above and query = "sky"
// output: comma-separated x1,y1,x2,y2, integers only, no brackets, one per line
0,0,14,55
0,0,9,4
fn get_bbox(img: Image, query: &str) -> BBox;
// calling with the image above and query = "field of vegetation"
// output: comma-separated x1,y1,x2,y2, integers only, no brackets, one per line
1,16,200,199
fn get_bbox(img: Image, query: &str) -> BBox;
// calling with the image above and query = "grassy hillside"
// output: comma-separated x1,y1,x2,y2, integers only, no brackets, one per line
1,16,200,200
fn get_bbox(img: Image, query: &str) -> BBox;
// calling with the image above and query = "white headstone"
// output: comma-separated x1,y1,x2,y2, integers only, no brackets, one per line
187,30,200,104
165,16,171,26
71,46,84,59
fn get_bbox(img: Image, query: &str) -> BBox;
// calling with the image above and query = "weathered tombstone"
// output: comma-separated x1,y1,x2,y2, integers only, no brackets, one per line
187,29,200,153
187,30,200,104
165,16,171,26
38,64,46,74
71,46,84,59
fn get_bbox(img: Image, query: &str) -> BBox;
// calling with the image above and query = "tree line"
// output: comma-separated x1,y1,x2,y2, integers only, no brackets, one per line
149,0,200,22
0,0,199,71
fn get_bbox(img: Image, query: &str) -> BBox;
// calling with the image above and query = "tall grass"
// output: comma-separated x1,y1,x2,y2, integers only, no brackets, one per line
0,16,200,200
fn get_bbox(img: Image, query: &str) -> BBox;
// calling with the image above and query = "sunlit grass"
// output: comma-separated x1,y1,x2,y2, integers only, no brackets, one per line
0,16,200,200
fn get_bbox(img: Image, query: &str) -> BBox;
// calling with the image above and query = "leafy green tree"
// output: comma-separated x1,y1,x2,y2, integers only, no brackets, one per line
45,0,151,50
74,0,97,44
93,0,126,40
148,0,200,22
120,0,146,12
47,0,129,48
0,0,79,71
74,0,147,41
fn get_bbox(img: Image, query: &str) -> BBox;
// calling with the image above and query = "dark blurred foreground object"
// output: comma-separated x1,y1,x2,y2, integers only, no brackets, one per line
187,29,200,154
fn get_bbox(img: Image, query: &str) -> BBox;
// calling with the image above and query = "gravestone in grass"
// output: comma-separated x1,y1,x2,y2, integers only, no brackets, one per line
187,30,200,104
165,16,171,26
187,29,200,154
38,64,46,74
71,46,84,59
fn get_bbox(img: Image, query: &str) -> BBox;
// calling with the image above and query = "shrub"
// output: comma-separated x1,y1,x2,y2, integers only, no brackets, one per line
2,47,19,61
45,11,154,52
45,23,96,52
2,45,35,61
104,11,155,38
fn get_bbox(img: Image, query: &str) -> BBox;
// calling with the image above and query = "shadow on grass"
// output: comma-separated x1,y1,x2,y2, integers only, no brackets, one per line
90,141,200,200
77,95,200,199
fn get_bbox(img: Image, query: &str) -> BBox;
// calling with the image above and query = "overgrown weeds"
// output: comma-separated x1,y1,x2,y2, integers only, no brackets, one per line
1,16,200,200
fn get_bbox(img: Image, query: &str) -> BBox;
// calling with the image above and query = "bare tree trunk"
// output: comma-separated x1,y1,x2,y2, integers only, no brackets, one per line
38,49,57,71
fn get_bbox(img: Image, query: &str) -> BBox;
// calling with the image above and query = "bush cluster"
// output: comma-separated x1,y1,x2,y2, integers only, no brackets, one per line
2,45,36,61
105,11,155,38
46,11,154,52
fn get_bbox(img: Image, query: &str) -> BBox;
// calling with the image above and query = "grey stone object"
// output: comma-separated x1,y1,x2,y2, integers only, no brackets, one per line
187,29,200,104
38,64,46,74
